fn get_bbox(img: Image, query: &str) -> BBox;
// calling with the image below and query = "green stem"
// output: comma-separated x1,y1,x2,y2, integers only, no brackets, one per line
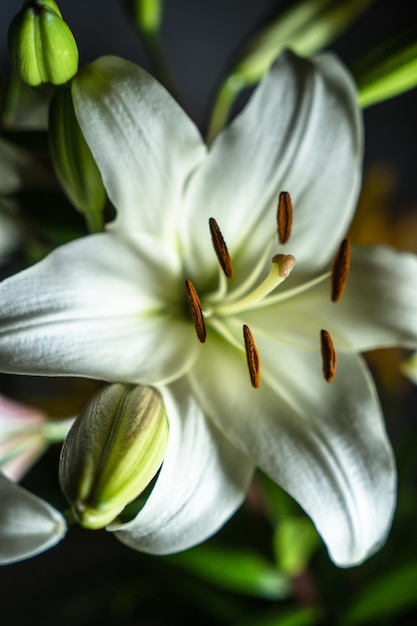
141,30,179,99
206,73,247,144
85,209,104,234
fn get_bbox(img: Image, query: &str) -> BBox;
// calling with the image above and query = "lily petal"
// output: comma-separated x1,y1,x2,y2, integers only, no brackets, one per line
253,246,417,352
111,379,254,554
1,433,47,482
0,233,197,384
189,334,396,566
181,50,362,282
72,56,207,240
0,473,66,564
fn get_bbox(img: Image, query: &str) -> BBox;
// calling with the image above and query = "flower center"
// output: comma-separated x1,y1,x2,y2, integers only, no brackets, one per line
184,192,350,388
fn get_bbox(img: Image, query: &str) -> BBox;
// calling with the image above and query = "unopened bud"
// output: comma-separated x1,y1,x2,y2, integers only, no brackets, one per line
49,87,106,232
8,0,79,87
132,0,163,34
59,384,169,530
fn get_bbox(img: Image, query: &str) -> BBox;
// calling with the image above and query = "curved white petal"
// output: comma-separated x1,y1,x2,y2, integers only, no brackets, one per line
0,233,197,384
72,56,207,240
110,379,254,554
250,245,417,353
0,473,66,564
181,50,362,283
188,333,396,566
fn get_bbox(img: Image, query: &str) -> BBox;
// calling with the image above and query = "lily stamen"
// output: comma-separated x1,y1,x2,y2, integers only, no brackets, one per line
320,329,337,382
185,279,206,343
331,239,351,302
209,217,234,278
215,254,296,316
243,324,261,388
277,191,293,244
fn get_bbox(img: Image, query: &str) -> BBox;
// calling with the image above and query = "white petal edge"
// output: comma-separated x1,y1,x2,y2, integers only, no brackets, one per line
0,232,197,384
110,379,254,554
72,56,207,241
189,333,396,567
0,473,66,564
181,50,362,283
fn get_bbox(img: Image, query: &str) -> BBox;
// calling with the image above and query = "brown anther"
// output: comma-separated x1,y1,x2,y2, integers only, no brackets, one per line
243,324,261,388
331,239,351,302
277,191,293,245
209,217,234,278
185,279,206,343
320,329,337,382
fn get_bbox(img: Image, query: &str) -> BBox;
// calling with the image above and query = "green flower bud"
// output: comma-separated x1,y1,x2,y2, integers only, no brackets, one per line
49,87,106,232
8,0,79,86
59,384,169,530
132,0,163,34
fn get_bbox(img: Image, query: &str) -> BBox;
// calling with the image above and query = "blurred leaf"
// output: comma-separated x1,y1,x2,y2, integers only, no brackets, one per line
235,0,374,85
343,561,417,624
166,544,291,599
274,516,320,576
207,0,374,142
354,26,417,107
1,72,49,130
0,135,53,194
232,606,322,626
259,473,299,521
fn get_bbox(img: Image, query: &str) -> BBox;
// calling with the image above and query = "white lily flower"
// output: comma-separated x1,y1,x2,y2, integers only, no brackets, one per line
0,473,66,564
0,51,416,566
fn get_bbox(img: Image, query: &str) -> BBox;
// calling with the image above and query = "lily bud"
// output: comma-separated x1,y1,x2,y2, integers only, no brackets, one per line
49,87,106,232
8,0,79,87
59,384,169,530
132,0,163,35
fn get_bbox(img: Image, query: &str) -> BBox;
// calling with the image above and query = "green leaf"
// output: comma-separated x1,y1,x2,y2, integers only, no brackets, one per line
273,516,320,576
343,561,417,624
232,607,322,626
166,544,291,599
354,27,417,107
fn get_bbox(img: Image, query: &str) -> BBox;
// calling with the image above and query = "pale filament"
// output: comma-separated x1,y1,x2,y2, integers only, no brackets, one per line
210,254,295,317
205,233,276,306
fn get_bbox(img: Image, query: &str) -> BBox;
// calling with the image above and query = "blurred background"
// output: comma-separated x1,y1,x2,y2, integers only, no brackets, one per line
1,1,417,624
